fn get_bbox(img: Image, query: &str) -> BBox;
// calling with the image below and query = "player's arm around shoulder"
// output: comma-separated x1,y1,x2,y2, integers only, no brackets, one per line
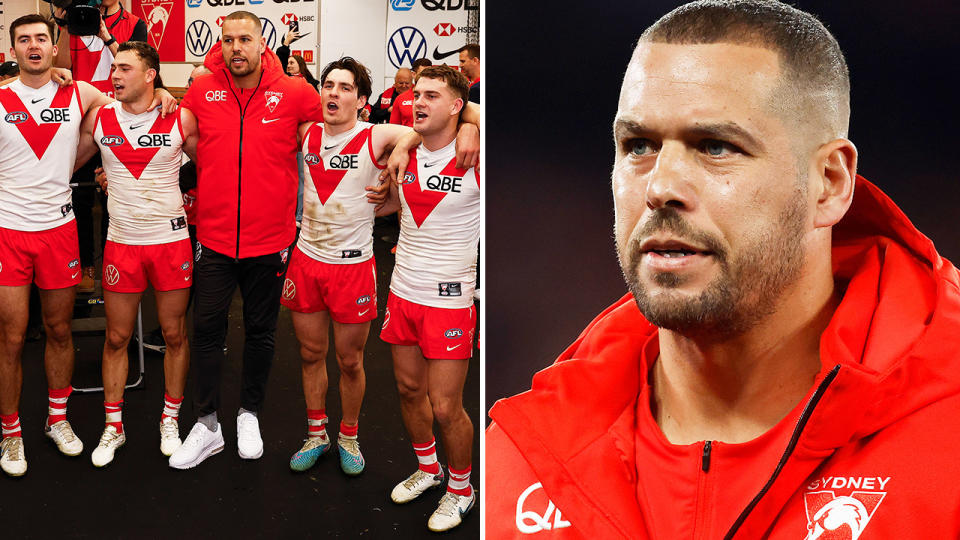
180,106,199,163
370,123,415,164
77,81,111,116
74,102,102,172
486,422,584,539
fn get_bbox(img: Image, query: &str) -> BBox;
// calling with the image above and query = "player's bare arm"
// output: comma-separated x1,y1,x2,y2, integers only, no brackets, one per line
74,103,103,172
181,107,199,162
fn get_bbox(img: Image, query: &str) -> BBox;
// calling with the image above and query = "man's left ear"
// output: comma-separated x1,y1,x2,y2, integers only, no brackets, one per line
146,68,156,84
450,97,464,117
812,138,858,228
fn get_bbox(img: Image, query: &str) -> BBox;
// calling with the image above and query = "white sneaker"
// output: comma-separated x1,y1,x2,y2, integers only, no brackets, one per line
91,425,126,467
428,489,476,532
391,469,444,504
237,412,263,460
45,419,83,456
0,437,27,477
159,417,182,456
168,422,224,469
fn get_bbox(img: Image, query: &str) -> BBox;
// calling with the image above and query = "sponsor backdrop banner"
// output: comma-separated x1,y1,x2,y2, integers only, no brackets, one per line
0,0,6,63
133,0,318,64
385,0,476,80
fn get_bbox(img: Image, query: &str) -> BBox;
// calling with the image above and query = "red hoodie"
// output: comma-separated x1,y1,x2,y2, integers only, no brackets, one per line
181,43,323,259
487,176,960,539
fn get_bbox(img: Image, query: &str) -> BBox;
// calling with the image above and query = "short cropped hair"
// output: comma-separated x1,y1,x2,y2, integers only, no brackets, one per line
9,14,55,44
640,0,850,139
319,56,372,101
411,58,433,71
117,41,165,89
223,11,262,34
417,65,470,104
459,44,480,60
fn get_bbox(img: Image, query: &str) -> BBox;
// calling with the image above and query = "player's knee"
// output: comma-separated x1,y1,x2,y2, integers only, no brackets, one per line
336,349,363,375
300,340,328,363
395,377,424,401
44,320,72,346
161,324,185,349
0,330,25,356
104,327,131,350
431,397,463,426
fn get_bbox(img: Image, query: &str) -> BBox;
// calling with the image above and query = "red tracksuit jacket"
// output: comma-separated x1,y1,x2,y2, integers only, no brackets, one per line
182,43,322,259
487,176,960,539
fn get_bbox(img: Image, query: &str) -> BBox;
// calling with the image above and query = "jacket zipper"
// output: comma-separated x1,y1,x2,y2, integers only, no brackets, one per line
694,440,714,539
226,71,264,261
723,364,841,539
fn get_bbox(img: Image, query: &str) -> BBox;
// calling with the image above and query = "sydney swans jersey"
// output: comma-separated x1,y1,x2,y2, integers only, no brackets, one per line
391,140,480,309
0,80,82,231
298,121,384,264
94,103,187,245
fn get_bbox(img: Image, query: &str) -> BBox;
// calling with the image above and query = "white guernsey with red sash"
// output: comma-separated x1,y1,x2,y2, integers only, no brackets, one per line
0,80,83,231
94,102,187,245
298,120,384,264
391,139,480,309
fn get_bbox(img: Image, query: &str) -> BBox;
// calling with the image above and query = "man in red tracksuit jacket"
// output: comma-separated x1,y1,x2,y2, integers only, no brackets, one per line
168,10,323,469
486,2,960,538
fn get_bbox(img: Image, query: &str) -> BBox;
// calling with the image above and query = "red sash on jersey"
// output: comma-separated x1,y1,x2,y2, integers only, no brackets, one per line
401,152,469,228
97,106,178,179
305,125,371,205
0,85,76,160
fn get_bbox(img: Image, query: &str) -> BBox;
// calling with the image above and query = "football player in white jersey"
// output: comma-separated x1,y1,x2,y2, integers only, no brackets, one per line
74,41,198,467
0,14,174,477
378,65,481,532
284,56,480,477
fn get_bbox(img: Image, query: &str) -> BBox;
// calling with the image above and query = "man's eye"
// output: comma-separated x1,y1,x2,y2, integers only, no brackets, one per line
702,140,736,157
627,139,654,156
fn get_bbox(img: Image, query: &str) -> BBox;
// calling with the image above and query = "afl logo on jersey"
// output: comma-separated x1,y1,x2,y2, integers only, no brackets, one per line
444,328,463,339
304,153,321,165
400,171,417,185
4,111,28,124
100,135,125,147
356,295,371,305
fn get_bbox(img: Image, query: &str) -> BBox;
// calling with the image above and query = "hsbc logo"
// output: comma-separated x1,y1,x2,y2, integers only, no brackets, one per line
216,16,225,27
281,13,298,25
304,153,320,165
100,135,125,147
516,483,571,534
4,111,28,124
433,23,455,37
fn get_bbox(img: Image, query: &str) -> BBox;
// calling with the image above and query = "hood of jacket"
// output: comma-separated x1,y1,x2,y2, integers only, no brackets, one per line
203,41,286,91
489,175,960,537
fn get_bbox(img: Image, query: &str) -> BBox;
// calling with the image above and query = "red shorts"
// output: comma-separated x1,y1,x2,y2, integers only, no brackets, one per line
379,292,475,360
102,239,193,293
280,248,377,324
0,221,82,289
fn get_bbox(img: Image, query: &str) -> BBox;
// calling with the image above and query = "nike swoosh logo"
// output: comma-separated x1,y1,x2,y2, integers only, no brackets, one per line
324,144,338,150
31,98,45,104
262,118,279,124
130,124,145,130
276,271,284,277
446,344,461,351
184,276,191,281
424,161,441,168
358,309,369,316
432,46,460,60
71,271,80,279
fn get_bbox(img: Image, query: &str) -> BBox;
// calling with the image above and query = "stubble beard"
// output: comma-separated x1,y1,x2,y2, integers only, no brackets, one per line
620,190,807,340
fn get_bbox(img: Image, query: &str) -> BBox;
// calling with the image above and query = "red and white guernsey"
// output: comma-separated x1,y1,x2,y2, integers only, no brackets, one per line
94,102,187,245
392,140,480,309
0,80,83,231
298,121,384,264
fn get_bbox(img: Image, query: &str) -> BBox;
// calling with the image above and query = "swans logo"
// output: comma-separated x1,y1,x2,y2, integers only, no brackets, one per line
804,478,888,540
515,482,571,534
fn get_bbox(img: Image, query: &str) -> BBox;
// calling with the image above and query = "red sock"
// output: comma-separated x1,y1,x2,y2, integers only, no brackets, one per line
161,393,183,422
447,465,472,496
413,437,440,475
1,412,21,438
339,421,358,438
104,401,123,433
307,409,328,438
47,386,72,426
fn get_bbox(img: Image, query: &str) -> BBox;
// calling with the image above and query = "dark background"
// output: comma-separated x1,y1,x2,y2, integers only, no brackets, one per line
486,1,960,410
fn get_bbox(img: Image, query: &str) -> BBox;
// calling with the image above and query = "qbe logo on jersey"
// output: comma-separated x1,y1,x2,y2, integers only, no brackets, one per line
803,476,889,539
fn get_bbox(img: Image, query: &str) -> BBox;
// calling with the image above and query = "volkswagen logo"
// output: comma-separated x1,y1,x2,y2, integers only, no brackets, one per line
260,18,278,50
387,26,427,69
104,265,120,286
186,20,213,57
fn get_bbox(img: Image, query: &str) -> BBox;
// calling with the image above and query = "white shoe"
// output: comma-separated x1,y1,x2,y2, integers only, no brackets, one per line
159,417,182,457
391,469,444,504
237,412,263,460
91,425,126,467
428,489,476,532
45,419,83,456
168,422,224,469
0,437,27,477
